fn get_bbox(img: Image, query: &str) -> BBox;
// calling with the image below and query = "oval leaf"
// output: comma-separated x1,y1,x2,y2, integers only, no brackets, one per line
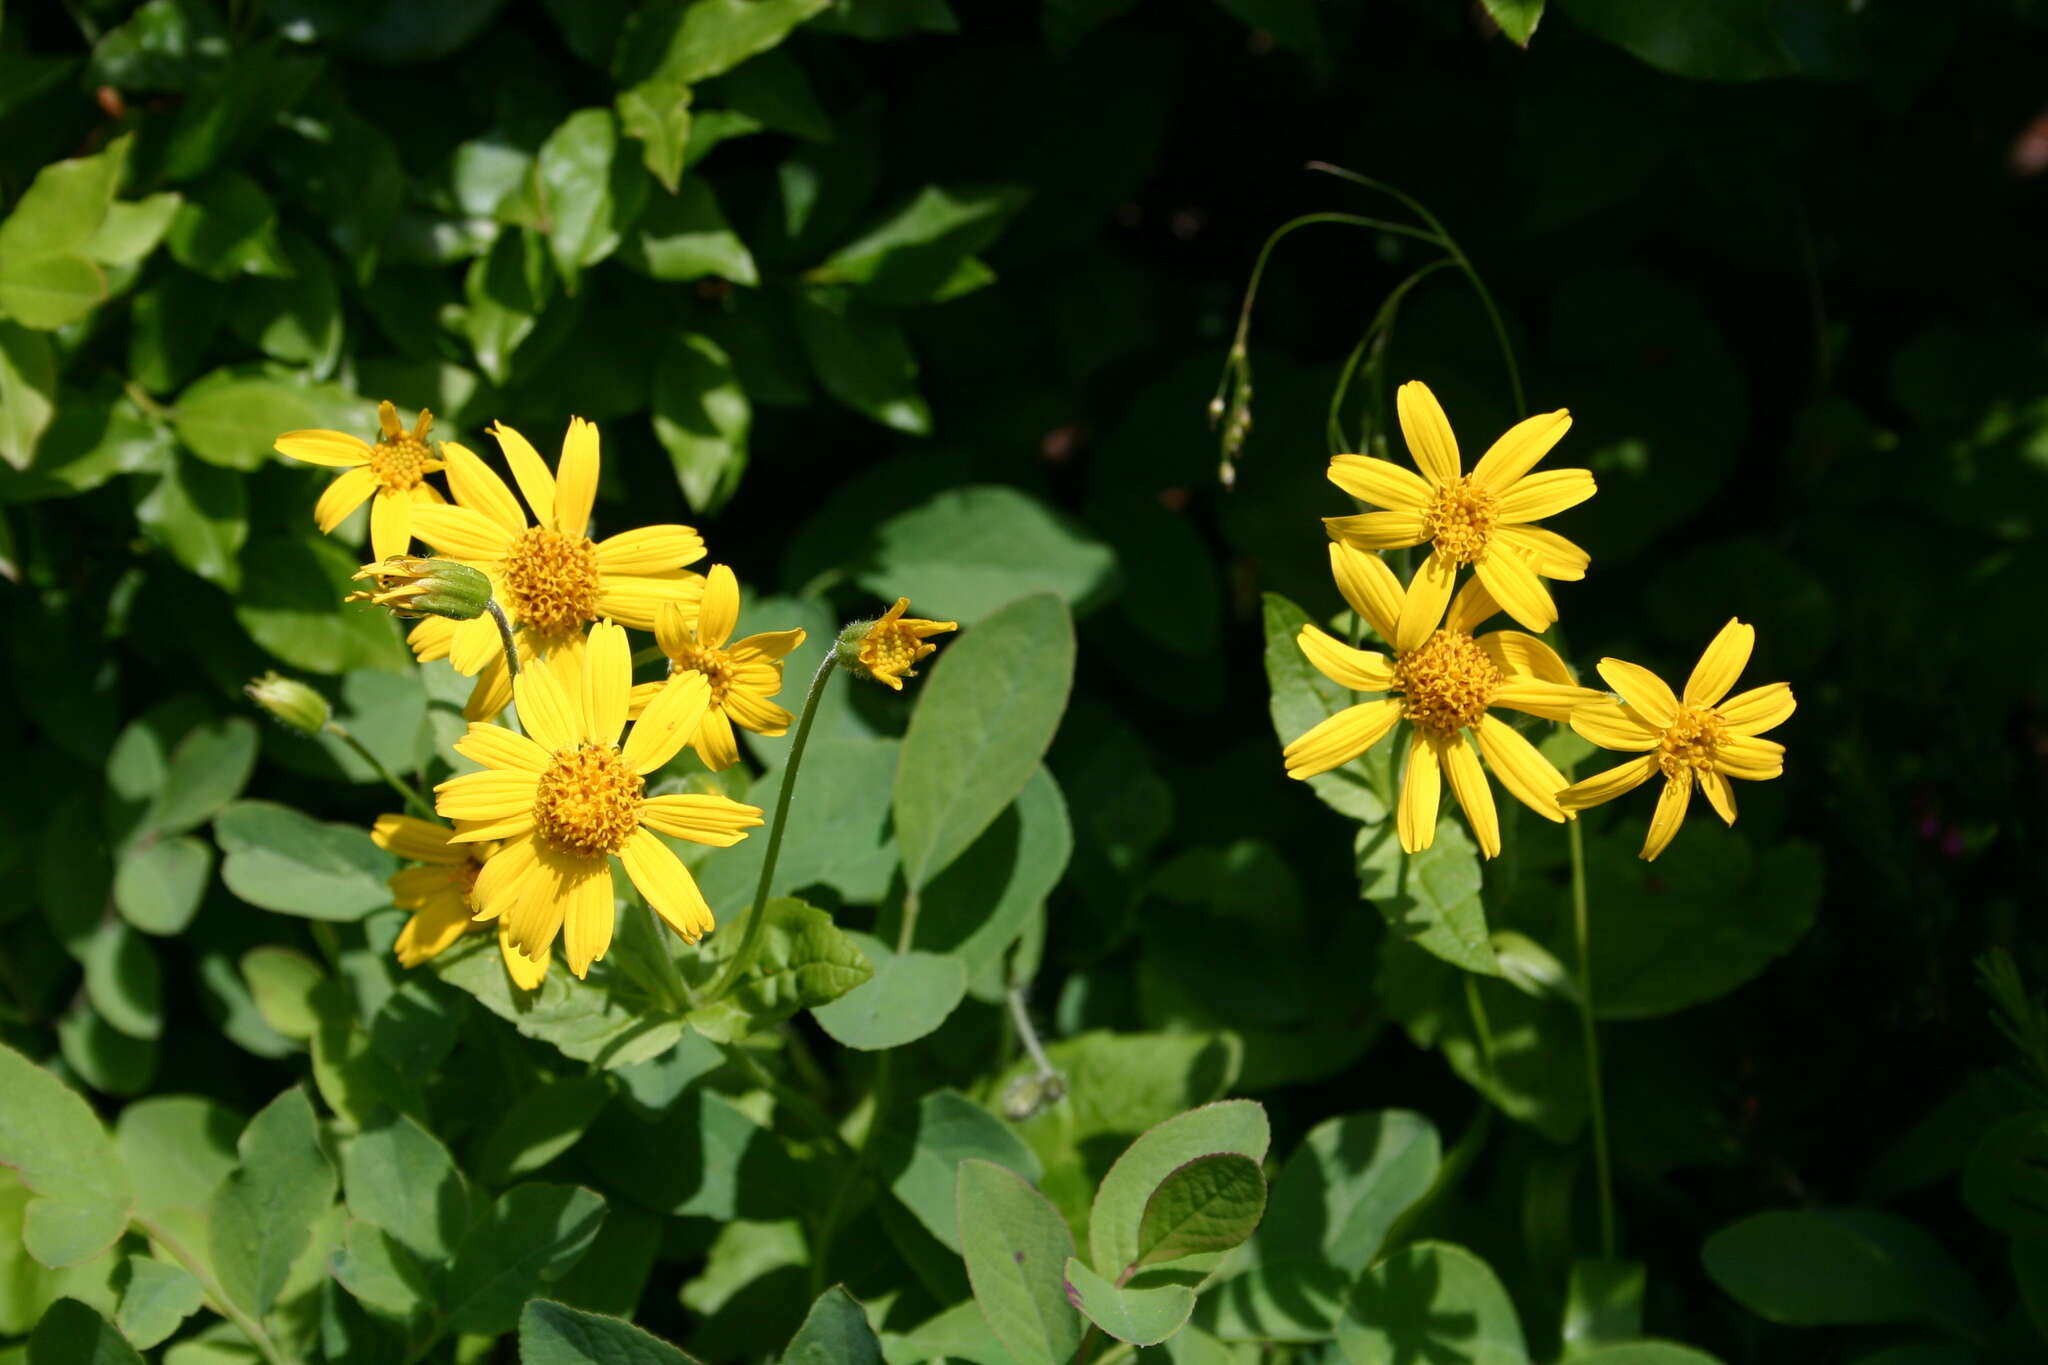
1136,1153,1267,1267
956,1159,1084,1365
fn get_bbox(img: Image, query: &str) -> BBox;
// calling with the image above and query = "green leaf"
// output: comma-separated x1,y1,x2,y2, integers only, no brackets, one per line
788,288,930,434
815,185,1028,307
1569,1348,1725,1365
1564,1258,1646,1355
151,716,259,836
1558,0,1799,80
812,0,959,38
784,1286,883,1364
238,947,324,1042
616,80,694,194
1262,593,1390,823
225,234,341,371
534,109,646,291
329,1220,431,1344
0,322,56,470
622,179,758,285
0,1045,133,1268
463,229,556,386
214,800,397,921
1263,1110,1441,1276
956,1160,1084,1365
895,593,1075,889
112,836,212,936
206,1089,335,1319
519,1299,704,1364
340,1111,469,1263
84,194,182,268
1481,0,1543,44
1198,1256,1349,1342
641,0,832,84
113,1096,240,1245
1089,1100,1269,1277
432,936,685,1068
445,1184,608,1335
131,451,248,591
112,1257,203,1350
1357,820,1497,976
1061,1256,1195,1348
811,934,966,1051
54,1008,157,1100
164,172,288,280
26,1298,144,1365
80,922,161,1042
1337,1241,1527,1365
695,737,901,912
1136,1154,1266,1267
477,1075,611,1185
173,368,370,471
877,1089,1042,1253
652,332,750,514
714,899,875,1034
911,766,1071,982
0,256,107,331
1700,1209,1990,1337
0,137,129,261
233,533,412,674
858,487,1118,628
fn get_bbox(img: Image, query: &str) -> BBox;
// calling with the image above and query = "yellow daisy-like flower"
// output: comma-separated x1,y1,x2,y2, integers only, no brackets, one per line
433,621,765,977
1282,543,1605,858
1323,380,1594,633
856,598,957,690
406,417,708,720
1558,619,1794,862
275,401,447,562
372,814,546,990
630,564,806,771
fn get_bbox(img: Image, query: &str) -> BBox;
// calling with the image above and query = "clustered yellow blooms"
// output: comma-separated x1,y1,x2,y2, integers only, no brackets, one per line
1285,380,1793,862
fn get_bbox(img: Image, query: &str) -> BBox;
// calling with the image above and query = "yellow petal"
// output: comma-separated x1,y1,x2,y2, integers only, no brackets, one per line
372,814,462,863
1470,409,1571,491
1558,754,1658,813
498,921,549,990
622,672,712,774
491,421,557,527
440,440,529,537
435,769,540,822
1445,578,1502,636
448,609,503,677
1472,545,1557,632
595,524,706,575
1474,714,1567,821
1478,629,1573,685
1325,510,1428,552
1595,658,1678,727
691,707,740,772
1569,700,1660,752
1641,773,1693,861
1441,734,1499,858
413,502,516,563
463,655,515,723
1396,380,1460,486
1297,624,1394,693
512,652,579,752
1699,769,1738,825
408,615,456,663
722,685,792,736
626,678,664,720
369,490,413,561
277,430,371,467
595,572,705,632
1718,682,1795,736
1493,524,1589,581
558,860,615,978
470,835,537,920
1491,678,1603,723
1715,734,1785,781
582,620,631,747
553,417,600,536
1683,618,1754,707
697,564,739,650
505,848,578,965
728,629,805,665
1329,543,1401,645
1396,731,1441,853
394,897,474,967
1328,455,1432,510
314,466,378,533
1495,468,1596,525
455,722,551,773
638,794,764,847
1395,551,1456,654
1282,697,1402,779
653,599,692,661
619,828,715,943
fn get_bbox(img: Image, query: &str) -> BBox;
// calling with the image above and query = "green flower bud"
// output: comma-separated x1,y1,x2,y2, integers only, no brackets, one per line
346,556,492,621
245,672,330,736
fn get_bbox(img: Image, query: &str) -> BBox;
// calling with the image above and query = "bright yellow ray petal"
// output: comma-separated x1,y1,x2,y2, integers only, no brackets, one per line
1396,730,1441,853
1297,624,1395,693
1478,629,1573,685
1396,380,1460,486
314,466,378,533
372,814,464,864
1718,682,1795,736
594,573,705,632
276,430,371,467
622,672,712,774
454,722,551,773
619,828,715,943
1683,618,1754,707
1445,579,1501,636
722,685,792,736
1282,697,1402,779
394,896,474,967
1328,455,1433,511
594,525,706,575
626,679,663,721
439,440,529,536
1495,468,1596,525
1569,700,1660,752
1329,543,1402,645
1715,734,1785,781
1493,524,1589,581
558,860,615,978
512,652,579,752
553,417,599,536
499,922,549,989
637,794,764,846
691,708,741,771
1558,754,1659,813
1474,714,1568,821
412,503,516,563
1470,409,1571,491
1491,678,1603,722
1595,658,1678,727
435,769,541,822
1472,546,1557,632
728,629,805,664
470,835,537,920
408,615,456,663
1441,733,1499,859
463,656,516,723
697,564,739,650
505,849,577,964
1699,769,1738,825
369,490,414,561
1396,551,1457,654
1642,773,1693,861
448,610,503,677
582,620,631,747
1325,510,1428,552
491,421,558,527
653,599,692,661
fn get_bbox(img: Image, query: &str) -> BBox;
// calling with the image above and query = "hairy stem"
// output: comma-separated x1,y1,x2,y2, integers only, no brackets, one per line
323,721,434,820
1569,816,1617,1256
484,599,520,680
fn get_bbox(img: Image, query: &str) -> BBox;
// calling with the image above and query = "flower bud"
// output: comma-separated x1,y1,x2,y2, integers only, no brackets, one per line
346,556,492,621
245,672,330,736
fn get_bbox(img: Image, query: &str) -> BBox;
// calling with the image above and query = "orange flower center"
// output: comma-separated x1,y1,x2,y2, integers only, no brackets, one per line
1657,705,1726,779
366,435,436,494
1393,629,1501,736
670,644,735,708
500,526,603,637
860,623,927,682
1423,477,1497,566
533,744,643,857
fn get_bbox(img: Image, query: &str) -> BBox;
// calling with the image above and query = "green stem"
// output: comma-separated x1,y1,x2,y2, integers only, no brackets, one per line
324,721,434,819
136,1214,299,1365
1569,816,1617,1257
705,652,838,1002
1007,985,1058,1085
484,599,520,680
1325,257,1458,455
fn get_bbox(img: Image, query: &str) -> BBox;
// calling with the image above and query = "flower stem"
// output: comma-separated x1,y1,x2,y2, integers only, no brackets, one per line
136,1213,300,1365
705,651,838,1002
323,721,434,820
1569,815,1617,1257
484,599,520,680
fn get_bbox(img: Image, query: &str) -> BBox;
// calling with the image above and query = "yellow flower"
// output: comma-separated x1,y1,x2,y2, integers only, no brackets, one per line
1282,543,1604,858
630,564,806,770
275,401,447,562
433,621,765,977
345,556,493,621
853,597,957,690
1322,380,1593,633
1558,619,1794,861
371,814,546,990
405,417,708,720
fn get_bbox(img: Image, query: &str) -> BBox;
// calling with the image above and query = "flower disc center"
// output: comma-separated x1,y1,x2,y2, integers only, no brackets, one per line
533,745,643,858
1657,705,1727,779
367,435,435,493
1394,629,1502,736
501,526,603,636
1423,478,1497,566
671,646,734,707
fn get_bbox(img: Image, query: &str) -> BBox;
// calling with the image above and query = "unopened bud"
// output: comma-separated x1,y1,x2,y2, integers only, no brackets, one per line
245,672,329,735
346,556,492,621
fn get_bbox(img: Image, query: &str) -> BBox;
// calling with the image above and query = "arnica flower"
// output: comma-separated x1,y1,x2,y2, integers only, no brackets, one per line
1559,618,1794,861
1282,543,1604,858
433,621,765,977
632,564,806,771
346,556,493,621
846,597,957,690
1323,381,1593,633
406,418,708,720
372,815,545,990
276,401,446,562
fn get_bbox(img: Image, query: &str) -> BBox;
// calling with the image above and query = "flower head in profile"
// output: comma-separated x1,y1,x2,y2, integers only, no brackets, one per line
1282,543,1604,858
404,417,707,720
845,597,957,690
1323,381,1593,633
633,564,806,770
372,815,545,989
346,556,493,621
276,401,446,562
1559,619,1793,861
433,621,765,977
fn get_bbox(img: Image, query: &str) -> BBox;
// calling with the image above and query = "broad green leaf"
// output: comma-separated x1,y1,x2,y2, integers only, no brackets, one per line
788,288,930,434
112,1257,202,1350
641,0,831,84
956,1160,1084,1365
519,1299,704,1364
1088,1100,1269,1277
1558,0,1799,80
616,79,693,193
173,369,370,471
694,737,901,912
1700,1209,1990,1337
709,898,874,1036
340,1112,469,1263
784,1286,884,1364
622,179,758,285
0,256,106,331
329,1221,431,1343
463,229,556,386
84,195,181,268
1357,820,1497,976
225,234,341,371
1481,0,1543,44
1263,1110,1440,1276
815,185,1028,307
912,766,1071,982
895,593,1075,888
0,1045,133,1268
1337,1242,1527,1365
0,138,129,260
534,109,646,291
652,333,750,515
54,1010,156,1101
858,488,1116,628
1136,1154,1266,1267
445,1184,608,1335
164,172,288,280
234,533,412,674
1564,1258,1646,1355
1569,1345,1723,1365
812,933,966,1050
80,922,160,1042
1966,1115,2048,1239
131,452,248,591
0,322,56,469
433,936,685,1068
214,800,396,921
150,716,259,836
877,1088,1043,1253
113,1096,239,1242
207,1088,335,1319
1261,593,1390,823
112,836,211,936
1198,1256,1348,1342
477,1076,611,1185
584,1088,802,1222
1061,1257,1195,1347
238,948,324,1042
26,1298,143,1365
